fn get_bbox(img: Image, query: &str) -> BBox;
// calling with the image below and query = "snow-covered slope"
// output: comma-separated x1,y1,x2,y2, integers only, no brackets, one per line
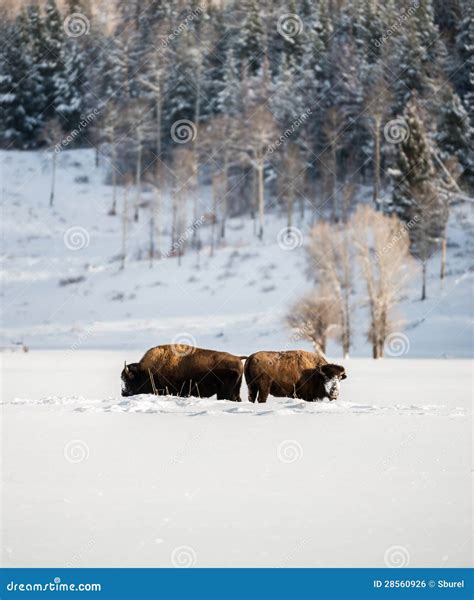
1,148,473,357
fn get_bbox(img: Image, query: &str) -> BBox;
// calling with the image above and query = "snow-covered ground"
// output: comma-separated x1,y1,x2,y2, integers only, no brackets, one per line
0,149,472,569
1,149,473,356
1,351,471,568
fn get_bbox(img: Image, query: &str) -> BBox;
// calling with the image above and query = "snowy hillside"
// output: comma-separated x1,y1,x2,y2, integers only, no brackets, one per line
1,148,473,357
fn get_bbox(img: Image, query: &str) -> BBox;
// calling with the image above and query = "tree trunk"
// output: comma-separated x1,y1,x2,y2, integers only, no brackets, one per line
134,143,142,222
330,143,337,222
373,117,381,209
440,224,447,282
421,260,427,301
287,187,294,230
110,141,117,215
149,212,154,268
171,198,177,249
220,152,229,240
121,188,128,270
154,184,161,259
49,151,56,207
257,158,264,240
211,172,218,257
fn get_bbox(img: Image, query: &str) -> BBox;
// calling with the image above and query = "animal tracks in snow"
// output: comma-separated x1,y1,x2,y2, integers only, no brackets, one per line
4,395,466,418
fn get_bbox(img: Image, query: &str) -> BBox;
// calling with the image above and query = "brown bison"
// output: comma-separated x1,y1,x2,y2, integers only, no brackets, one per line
244,350,346,403
121,344,245,401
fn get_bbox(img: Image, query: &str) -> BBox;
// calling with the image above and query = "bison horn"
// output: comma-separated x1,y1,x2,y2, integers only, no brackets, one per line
124,361,130,375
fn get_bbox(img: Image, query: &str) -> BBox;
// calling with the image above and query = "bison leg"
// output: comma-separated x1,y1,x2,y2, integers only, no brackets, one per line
231,374,243,402
214,370,240,401
256,379,271,403
247,383,258,403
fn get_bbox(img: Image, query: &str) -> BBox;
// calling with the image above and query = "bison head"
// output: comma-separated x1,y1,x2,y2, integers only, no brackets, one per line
121,361,143,396
314,363,347,401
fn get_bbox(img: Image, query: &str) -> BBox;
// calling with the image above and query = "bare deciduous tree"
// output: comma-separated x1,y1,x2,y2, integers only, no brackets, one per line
306,221,352,357
352,205,412,358
321,106,344,222
41,118,63,207
278,142,303,230
364,69,391,209
171,148,196,265
286,286,339,354
100,101,120,215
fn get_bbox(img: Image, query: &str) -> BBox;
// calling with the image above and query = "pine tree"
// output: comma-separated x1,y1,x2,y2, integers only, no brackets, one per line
436,87,474,187
55,40,88,134
164,34,198,131
389,100,448,299
454,1,474,123
217,48,242,118
42,0,67,120
0,16,45,147
239,0,265,75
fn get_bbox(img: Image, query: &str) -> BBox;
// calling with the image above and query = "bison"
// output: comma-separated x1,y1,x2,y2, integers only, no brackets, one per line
121,344,245,401
244,350,346,403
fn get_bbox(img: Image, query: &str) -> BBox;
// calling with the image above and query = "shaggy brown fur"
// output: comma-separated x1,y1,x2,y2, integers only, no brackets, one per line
244,350,346,403
121,344,245,401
